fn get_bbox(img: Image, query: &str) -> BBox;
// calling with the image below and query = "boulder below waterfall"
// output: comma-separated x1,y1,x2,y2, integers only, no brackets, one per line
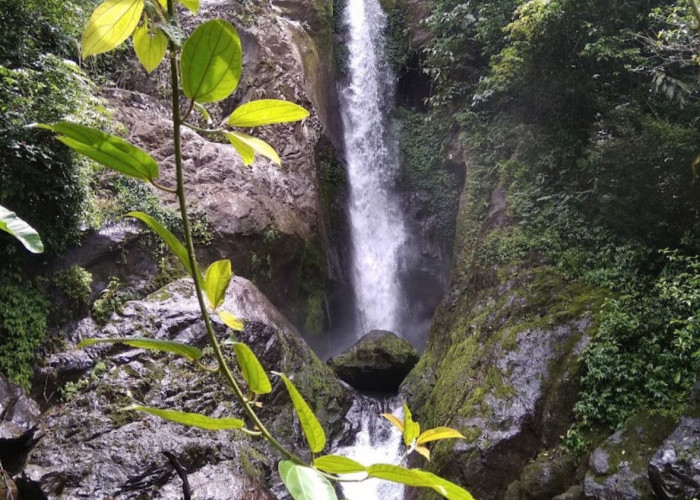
327,330,419,392
24,277,351,499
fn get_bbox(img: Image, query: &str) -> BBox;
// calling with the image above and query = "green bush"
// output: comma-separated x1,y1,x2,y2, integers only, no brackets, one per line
0,274,49,389
54,265,93,317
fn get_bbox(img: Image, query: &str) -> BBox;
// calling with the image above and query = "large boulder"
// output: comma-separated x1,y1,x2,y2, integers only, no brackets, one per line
26,277,352,498
0,373,41,475
328,330,419,392
583,412,677,500
648,379,700,499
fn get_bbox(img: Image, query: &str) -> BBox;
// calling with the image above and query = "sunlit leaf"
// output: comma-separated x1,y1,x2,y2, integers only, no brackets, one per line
181,19,242,103
82,0,143,58
416,427,466,445
226,131,281,165
0,205,43,253
225,132,254,165
126,211,196,278
128,405,244,430
414,445,431,461
218,311,244,331
78,337,202,361
38,122,159,182
381,413,404,433
403,402,420,447
178,0,199,12
313,455,367,474
203,259,232,309
232,342,272,394
227,99,309,128
273,372,326,453
279,461,338,500
133,23,168,73
367,464,475,500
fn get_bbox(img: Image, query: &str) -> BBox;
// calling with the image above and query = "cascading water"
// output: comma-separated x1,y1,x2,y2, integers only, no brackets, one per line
332,397,404,499
338,0,409,337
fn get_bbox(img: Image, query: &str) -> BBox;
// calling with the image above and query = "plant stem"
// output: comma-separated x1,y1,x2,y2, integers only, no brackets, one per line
166,0,303,465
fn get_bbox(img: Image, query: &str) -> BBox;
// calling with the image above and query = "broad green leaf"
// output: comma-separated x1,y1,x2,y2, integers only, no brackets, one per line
129,405,244,430
279,461,338,500
367,464,475,500
181,20,242,103
203,259,232,309
126,211,196,277
274,372,326,453
38,123,159,182
313,455,367,474
227,99,310,128
0,205,43,253
225,132,255,166
232,342,272,395
226,131,281,165
133,23,168,73
78,337,202,361
82,0,144,58
416,427,466,445
381,413,404,433
403,402,420,447
218,310,244,331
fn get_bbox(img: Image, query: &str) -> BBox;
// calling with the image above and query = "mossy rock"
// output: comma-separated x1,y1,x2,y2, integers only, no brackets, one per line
584,412,678,499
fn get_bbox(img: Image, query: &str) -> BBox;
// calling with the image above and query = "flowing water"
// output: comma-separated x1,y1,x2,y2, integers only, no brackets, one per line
338,0,409,338
332,398,404,499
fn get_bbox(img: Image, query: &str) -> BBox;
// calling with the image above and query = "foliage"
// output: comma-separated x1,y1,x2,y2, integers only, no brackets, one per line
0,204,44,253
92,276,128,325
54,265,93,317
424,0,700,435
0,274,49,389
39,1,474,498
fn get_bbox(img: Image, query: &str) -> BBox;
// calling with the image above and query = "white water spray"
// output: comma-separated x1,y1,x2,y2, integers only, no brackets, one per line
338,0,409,336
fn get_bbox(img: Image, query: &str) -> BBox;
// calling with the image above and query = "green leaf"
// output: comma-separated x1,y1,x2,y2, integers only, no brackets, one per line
133,23,168,73
367,464,475,500
415,445,431,461
273,372,326,453
181,20,242,103
279,461,338,500
78,337,202,361
218,310,244,331
0,205,43,253
232,342,272,394
129,405,244,430
227,99,310,128
226,132,281,165
82,0,144,58
416,427,466,445
313,455,367,474
381,413,404,433
225,132,255,166
126,211,196,277
38,122,159,182
403,402,420,447
178,0,199,12
203,259,232,309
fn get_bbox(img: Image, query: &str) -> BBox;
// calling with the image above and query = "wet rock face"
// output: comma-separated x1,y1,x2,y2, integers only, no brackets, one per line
26,278,352,499
648,416,700,499
401,263,607,500
0,374,41,475
327,330,419,392
583,412,677,500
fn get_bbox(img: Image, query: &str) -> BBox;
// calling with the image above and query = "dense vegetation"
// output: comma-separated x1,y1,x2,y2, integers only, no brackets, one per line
418,0,700,432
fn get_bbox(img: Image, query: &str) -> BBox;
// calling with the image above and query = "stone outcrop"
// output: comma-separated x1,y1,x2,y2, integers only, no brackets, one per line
327,330,419,392
0,374,41,475
25,277,352,498
584,413,677,499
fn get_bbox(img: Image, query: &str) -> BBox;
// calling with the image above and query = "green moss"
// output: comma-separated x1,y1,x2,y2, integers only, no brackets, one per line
304,293,324,335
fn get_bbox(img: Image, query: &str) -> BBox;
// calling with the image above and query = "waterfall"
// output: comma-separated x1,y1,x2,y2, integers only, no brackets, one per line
338,0,409,337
